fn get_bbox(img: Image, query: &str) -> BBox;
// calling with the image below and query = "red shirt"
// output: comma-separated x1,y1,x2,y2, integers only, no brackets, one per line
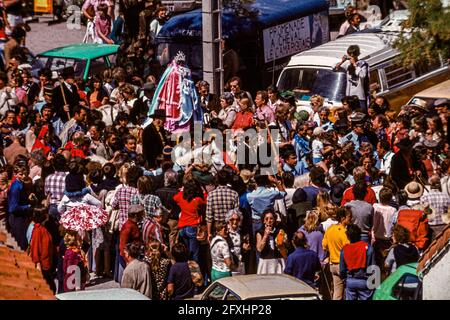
30,223,53,271
232,111,254,130
119,219,141,257
341,186,377,206
173,191,206,229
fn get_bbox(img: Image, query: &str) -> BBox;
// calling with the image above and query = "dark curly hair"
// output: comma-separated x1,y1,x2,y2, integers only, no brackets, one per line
126,165,143,188
182,179,204,202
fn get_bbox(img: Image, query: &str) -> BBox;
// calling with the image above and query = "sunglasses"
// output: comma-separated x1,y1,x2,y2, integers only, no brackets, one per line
229,218,240,222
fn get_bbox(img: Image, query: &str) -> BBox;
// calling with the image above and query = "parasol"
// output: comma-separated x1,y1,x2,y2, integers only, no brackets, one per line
60,204,109,231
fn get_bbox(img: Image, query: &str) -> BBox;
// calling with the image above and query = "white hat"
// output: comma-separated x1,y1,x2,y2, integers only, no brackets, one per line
313,127,324,136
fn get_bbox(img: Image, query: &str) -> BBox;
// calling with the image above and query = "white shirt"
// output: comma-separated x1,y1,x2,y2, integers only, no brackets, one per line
380,151,394,175
210,236,231,272
373,203,397,240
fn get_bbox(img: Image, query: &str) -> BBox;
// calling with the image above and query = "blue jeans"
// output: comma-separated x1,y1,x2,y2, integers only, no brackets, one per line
361,233,371,244
345,277,373,300
179,226,199,263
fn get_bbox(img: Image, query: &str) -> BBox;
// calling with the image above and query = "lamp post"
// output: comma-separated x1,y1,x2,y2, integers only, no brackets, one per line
202,0,223,95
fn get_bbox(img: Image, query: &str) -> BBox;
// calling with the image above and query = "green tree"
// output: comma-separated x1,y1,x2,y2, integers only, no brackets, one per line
394,0,450,66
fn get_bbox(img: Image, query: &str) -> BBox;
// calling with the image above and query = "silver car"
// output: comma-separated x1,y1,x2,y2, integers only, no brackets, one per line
196,274,321,300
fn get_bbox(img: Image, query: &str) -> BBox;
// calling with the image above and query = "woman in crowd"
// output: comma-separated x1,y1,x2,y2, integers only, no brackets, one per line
256,210,289,274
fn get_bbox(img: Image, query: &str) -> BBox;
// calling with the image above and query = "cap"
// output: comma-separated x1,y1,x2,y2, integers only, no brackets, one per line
295,110,310,121
349,111,366,124
434,98,448,107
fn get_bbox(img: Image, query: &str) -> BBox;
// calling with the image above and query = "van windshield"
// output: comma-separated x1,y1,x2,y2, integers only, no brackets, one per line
278,68,347,102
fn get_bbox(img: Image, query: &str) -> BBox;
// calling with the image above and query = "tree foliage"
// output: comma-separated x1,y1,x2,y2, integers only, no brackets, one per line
394,0,450,66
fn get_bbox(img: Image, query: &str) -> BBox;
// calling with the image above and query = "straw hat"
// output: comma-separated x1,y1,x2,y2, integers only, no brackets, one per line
239,169,253,184
404,181,424,200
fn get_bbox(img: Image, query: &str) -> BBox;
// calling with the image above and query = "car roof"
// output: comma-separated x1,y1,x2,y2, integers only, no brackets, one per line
410,79,450,99
286,32,397,69
213,274,318,299
55,288,150,300
395,263,418,274
38,44,119,60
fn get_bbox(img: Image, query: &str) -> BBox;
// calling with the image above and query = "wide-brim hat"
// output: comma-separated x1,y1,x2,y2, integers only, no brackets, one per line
239,169,253,184
423,139,439,148
60,66,75,79
396,138,414,150
434,98,449,108
408,98,428,111
404,181,424,200
149,109,167,119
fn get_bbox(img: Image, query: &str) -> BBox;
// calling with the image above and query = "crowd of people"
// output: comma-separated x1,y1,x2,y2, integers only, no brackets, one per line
0,1,448,301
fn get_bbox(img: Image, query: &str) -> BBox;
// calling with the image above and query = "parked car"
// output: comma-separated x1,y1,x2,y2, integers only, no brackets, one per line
194,274,320,300
372,263,422,300
406,79,450,110
31,43,119,81
277,32,450,113
56,288,150,300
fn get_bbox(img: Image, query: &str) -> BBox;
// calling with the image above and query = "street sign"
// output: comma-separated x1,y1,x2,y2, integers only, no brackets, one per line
34,0,53,14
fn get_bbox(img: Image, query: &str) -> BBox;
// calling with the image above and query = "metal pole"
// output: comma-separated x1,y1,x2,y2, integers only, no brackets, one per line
202,0,223,95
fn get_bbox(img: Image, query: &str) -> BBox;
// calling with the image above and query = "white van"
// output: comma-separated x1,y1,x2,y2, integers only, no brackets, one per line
276,32,450,113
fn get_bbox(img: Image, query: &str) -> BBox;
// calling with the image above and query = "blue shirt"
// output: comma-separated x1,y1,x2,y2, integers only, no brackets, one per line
284,247,321,287
8,179,30,215
283,161,309,177
247,187,286,221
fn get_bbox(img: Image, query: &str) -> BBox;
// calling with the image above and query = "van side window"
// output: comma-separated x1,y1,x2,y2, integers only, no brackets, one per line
384,62,415,89
369,69,382,93
414,57,442,77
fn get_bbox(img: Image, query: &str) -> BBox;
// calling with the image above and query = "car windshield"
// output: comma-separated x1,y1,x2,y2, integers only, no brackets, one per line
35,56,86,78
277,68,347,103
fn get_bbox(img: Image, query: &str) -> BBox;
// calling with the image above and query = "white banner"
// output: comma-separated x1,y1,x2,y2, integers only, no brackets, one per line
263,16,311,63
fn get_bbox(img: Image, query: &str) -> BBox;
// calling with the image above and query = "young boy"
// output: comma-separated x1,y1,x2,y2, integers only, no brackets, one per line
372,187,397,272
29,206,55,292
95,3,113,44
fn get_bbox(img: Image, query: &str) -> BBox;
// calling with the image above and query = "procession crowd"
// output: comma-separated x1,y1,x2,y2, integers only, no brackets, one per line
0,0,448,301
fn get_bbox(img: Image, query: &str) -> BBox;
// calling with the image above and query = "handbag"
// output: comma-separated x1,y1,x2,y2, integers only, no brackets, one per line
196,224,207,241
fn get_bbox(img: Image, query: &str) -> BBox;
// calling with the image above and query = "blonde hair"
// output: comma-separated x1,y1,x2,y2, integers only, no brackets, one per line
316,190,336,222
146,240,162,272
303,210,320,233
118,163,131,184
64,232,81,247
310,94,324,106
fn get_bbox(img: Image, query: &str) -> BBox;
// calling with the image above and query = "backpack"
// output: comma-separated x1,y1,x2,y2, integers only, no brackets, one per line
396,209,429,250
103,189,120,234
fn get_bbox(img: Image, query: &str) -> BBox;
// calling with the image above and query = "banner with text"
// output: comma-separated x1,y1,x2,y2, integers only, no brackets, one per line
263,13,329,64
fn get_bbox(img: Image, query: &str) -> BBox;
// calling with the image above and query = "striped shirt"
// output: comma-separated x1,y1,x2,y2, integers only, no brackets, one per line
142,217,163,245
